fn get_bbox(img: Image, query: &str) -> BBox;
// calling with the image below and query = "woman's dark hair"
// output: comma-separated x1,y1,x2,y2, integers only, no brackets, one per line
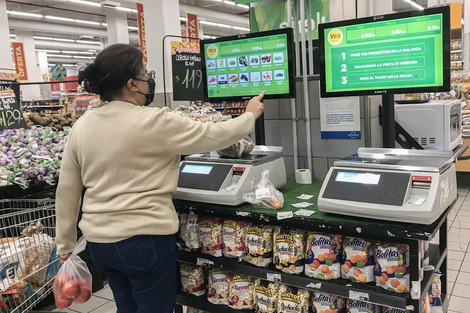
78,44,144,101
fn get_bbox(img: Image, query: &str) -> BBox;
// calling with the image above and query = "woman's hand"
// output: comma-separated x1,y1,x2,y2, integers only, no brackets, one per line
59,253,72,265
245,91,265,119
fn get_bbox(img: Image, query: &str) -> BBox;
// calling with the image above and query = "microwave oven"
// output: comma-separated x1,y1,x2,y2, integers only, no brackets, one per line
395,99,462,151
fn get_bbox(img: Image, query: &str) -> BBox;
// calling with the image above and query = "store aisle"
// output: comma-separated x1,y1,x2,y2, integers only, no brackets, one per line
38,173,470,313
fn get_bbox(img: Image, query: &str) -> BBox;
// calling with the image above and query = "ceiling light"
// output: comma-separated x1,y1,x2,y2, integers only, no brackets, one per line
222,0,236,5
179,17,187,22
87,49,97,52
101,23,107,27
116,7,137,13
47,54,72,58
9,34,16,38
75,19,101,25
8,11,43,18
37,49,61,53
45,15,74,22
218,23,232,29
76,40,101,45
34,36,54,41
127,26,139,31
70,0,101,7
402,0,424,10
200,20,217,26
77,51,94,55
61,50,80,54
232,26,250,31
54,38,76,42
236,4,249,9
72,55,94,59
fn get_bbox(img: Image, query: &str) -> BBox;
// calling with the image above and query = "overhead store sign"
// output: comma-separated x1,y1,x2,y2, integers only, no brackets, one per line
186,12,199,43
11,42,28,81
136,1,148,64
250,0,329,40
51,64,67,81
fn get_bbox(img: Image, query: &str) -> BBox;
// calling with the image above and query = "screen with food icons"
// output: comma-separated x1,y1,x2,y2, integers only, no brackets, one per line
202,29,294,101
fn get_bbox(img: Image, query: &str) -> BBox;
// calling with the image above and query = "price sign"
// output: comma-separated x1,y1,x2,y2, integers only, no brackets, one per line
171,41,204,101
0,90,26,131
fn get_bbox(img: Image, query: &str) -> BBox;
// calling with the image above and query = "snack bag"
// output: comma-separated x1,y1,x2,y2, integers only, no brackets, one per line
422,294,430,313
228,273,255,310
342,236,374,283
311,292,345,313
245,225,273,267
179,263,205,296
223,220,248,258
375,242,409,293
242,169,284,210
187,308,208,313
254,279,280,313
382,308,410,313
346,299,379,313
428,274,443,313
305,232,343,280
423,241,430,267
207,269,229,305
53,237,92,309
199,217,223,257
177,212,200,251
278,285,309,313
274,227,306,275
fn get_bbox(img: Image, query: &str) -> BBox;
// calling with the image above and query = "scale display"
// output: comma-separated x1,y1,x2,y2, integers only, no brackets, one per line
319,6,450,97
201,28,295,101
335,171,381,185
181,164,213,175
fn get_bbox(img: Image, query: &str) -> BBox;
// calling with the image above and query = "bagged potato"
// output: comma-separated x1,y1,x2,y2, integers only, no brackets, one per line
311,291,345,313
228,273,255,310
179,263,205,296
207,269,229,305
342,236,374,283
305,232,343,280
254,279,280,313
177,212,200,251
274,227,306,275
375,242,409,293
199,217,223,257
223,220,248,258
278,285,309,313
346,299,379,313
217,136,254,158
245,225,273,267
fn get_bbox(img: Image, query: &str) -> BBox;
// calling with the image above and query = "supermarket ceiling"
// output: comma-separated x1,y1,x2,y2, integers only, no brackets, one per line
6,0,250,66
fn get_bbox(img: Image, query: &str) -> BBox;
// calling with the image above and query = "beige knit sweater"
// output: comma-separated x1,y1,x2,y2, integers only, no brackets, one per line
55,101,255,254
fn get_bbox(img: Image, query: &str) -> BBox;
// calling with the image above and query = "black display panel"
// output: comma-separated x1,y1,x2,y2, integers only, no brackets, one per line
201,28,296,101
178,162,233,191
319,6,450,97
322,169,411,206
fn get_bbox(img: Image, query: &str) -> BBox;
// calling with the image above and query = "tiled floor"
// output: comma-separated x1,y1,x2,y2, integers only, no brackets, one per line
38,173,470,313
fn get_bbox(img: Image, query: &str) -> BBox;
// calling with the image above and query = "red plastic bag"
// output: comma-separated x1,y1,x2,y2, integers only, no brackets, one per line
53,237,92,309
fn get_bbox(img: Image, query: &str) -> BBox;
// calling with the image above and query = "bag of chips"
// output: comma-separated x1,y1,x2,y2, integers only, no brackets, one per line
179,263,205,296
273,227,306,275
278,285,309,313
199,217,223,257
223,220,248,258
346,299,379,313
305,232,343,280
342,236,374,283
254,279,280,313
177,212,200,251
245,225,273,267
207,269,229,305
375,242,410,293
311,291,345,313
228,274,255,310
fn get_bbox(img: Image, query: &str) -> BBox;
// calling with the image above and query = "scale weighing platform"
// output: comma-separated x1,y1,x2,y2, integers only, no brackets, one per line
318,148,457,224
174,146,287,206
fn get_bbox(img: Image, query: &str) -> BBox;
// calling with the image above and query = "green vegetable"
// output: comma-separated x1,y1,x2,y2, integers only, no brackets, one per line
274,56,283,61
356,261,365,268
208,61,215,67
349,276,357,282
394,270,404,278
229,60,236,65
387,287,395,292
316,274,325,280
325,258,333,266
275,73,284,77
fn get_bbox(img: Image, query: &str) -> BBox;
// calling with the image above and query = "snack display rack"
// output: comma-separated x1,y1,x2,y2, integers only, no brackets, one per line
173,181,451,313
0,199,60,313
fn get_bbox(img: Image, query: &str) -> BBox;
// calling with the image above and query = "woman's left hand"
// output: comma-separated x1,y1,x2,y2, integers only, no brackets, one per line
59,253,72,265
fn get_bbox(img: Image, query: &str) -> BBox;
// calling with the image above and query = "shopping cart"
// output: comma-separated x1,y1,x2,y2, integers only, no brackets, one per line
0,199,60,313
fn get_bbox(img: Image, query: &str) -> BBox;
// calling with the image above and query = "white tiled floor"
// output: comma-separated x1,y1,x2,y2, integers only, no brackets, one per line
38,173,470,313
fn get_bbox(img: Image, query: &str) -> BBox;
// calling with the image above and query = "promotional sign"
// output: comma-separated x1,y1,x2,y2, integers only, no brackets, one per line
250,0,328,40
186,12,199,43
11,42,28,81
136,1,148,64
320,97,361,139
171,41,204,101
51,64,67,81
0,90,27,131
322,13,444,94
204,33,290,99
0,73,18,91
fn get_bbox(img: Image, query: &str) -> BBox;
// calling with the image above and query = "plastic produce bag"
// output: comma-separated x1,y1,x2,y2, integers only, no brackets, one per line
53,237,92,309
242,169,284,209
216,136,255,158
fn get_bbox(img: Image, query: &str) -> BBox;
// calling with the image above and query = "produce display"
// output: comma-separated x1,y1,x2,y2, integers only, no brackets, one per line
24,111,77,128
0,126,69,188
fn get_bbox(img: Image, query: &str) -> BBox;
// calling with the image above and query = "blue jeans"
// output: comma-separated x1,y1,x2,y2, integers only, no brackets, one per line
87,234,177,313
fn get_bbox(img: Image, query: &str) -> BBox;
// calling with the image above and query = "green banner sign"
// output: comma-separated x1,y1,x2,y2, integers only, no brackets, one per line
250,0,329,40
51,64,67,81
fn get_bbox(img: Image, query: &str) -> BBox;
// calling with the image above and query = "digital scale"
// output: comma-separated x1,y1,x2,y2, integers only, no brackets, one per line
174,146,287,206
318,148,457,224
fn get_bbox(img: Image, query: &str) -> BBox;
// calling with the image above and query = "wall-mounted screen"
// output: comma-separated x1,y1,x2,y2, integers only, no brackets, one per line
319,6,450,97
201,28,296,101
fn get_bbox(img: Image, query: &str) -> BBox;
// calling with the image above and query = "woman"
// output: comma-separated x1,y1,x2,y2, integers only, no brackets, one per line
55,43,264,313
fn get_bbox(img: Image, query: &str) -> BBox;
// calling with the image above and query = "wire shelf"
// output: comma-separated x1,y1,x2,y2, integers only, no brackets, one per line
0,199,60,313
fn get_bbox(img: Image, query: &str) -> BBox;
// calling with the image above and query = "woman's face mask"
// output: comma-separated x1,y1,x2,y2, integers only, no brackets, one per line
134,70,156,106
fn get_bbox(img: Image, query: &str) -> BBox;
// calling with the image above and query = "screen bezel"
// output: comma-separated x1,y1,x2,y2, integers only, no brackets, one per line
319,6,451,98
201,28,296,102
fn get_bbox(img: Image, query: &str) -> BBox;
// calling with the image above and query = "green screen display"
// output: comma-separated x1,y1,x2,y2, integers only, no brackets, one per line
204,33,290,99
323,13,444,94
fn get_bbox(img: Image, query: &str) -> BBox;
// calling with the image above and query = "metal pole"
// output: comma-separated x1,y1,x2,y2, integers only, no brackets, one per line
307,0,314,75
288,0,299,172
382,94,395,148
300,0,312,173
293,0,301,76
